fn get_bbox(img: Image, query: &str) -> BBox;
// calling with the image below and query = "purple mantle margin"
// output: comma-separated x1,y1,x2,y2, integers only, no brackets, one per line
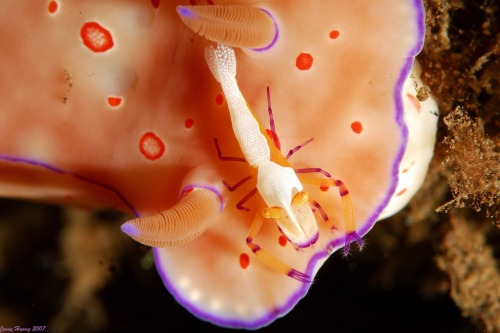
0,154,138,217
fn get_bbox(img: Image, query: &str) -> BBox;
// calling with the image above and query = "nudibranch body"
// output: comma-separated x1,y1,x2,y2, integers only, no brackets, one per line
0,0,436,330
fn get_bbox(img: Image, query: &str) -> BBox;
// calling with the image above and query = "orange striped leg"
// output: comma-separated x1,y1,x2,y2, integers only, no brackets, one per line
245,213,311,283
297,172,363,255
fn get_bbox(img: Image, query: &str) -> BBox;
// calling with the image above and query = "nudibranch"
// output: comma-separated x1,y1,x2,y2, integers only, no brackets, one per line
0,0,437,330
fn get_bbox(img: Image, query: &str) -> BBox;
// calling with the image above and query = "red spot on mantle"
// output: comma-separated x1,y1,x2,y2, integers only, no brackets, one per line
185,118,194,129
278,235,287,247
48,1,58,14
239,253,250,269
139,132,165,161
107,96,122,108
215,93,224,106
329,30,340,39
351,121,363,134
80,22,114,53
296,53,313,70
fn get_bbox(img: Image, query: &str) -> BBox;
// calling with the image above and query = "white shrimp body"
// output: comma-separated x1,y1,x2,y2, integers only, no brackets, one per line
205,44,313,244
205,44,270,167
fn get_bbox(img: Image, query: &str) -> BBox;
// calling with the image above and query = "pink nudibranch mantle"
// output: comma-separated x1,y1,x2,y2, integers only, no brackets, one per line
0,0,437,330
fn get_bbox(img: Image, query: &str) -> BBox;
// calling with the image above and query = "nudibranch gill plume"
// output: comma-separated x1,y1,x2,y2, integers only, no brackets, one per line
0,0,437,330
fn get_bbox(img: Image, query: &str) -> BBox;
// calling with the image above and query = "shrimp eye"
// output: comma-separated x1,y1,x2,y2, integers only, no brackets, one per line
291,191,309,207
